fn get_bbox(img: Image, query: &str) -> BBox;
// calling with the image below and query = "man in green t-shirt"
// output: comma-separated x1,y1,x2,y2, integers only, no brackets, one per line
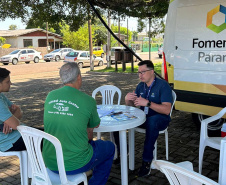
43,62,115,185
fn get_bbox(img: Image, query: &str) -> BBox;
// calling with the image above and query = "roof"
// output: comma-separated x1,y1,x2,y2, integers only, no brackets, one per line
0,28,62,38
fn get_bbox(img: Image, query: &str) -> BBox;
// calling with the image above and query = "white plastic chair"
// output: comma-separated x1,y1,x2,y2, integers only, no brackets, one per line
219,137,226,184
134,90,176,161
199,107,226,174
0,150,29,185
154,160,219,185
92,85,122,140
17,125,88,185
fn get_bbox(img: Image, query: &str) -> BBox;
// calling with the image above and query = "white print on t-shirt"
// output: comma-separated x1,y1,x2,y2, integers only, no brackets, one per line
47,99,79,117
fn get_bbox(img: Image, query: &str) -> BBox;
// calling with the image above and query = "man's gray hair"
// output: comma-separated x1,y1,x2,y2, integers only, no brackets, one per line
59,62,81,85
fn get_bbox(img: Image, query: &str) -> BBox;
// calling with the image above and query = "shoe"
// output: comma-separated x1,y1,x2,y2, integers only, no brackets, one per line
113,156,120,165
138,161,151,177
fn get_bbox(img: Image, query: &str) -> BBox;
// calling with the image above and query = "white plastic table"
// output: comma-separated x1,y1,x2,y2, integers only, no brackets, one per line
94,105,146,185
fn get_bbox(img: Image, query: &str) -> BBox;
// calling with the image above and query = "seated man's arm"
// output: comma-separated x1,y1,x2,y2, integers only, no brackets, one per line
3,115,20,134
87,124,100,140
149,102,171,115
134,96,172,115
9,104,23,120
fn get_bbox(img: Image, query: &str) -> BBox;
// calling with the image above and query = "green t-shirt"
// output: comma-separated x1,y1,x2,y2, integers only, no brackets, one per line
42,86,100,171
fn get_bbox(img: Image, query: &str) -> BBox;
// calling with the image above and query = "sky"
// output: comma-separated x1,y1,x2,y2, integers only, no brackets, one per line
0,17,139,32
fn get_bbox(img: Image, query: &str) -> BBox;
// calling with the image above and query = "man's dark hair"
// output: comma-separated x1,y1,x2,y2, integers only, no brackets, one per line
0,68,10,83
138,60,154,70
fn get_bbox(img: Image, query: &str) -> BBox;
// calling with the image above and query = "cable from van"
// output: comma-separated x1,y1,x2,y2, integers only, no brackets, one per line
162,51,168,82
86,0,164,80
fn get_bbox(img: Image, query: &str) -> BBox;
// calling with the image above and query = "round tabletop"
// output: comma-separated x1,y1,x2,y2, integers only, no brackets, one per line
94,105,146,132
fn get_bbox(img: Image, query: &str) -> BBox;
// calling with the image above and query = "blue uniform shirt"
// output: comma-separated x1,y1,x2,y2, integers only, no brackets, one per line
135,77,172,119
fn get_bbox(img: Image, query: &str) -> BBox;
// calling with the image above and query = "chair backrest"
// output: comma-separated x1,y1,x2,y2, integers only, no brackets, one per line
219,137,226,184
17,125,68,185
170,90,177,117
200,107,226,140
154,160,219,185
92,85,121,105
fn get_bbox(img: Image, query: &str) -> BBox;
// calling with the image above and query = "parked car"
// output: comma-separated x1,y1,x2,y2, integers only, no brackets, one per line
63,50,104,68
110,47,140,64
158,45,163,58
93,46,105,58
44,48,73,62
0,49,42,65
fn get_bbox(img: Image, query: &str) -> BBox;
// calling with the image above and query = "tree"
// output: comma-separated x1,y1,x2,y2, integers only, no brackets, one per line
9,24,17,30
60,21,96,50
0,0,169,32
110,24,132,47
0,37,6,46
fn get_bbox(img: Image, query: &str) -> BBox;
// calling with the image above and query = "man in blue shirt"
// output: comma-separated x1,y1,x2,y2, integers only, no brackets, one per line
114,60,172,177
0,68,25,152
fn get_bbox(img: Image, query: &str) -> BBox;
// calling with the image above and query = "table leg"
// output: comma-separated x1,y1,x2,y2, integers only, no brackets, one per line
119,130,128,185
129,128,135,171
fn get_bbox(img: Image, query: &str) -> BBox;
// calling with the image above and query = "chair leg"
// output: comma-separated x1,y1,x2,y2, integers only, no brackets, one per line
19,151,29,185
97,132,101,140
165,131,169,160
110,132,118,159
154,141,157,160
199,143,206,174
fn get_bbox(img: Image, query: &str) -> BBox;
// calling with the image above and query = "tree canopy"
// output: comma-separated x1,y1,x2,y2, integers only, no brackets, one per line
0,0,169,31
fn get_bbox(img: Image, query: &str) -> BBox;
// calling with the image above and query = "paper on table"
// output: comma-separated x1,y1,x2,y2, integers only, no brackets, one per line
111,112,137,121
97,109,114,118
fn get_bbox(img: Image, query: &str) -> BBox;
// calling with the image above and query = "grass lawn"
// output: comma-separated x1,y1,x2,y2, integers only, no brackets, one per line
94,62,162,75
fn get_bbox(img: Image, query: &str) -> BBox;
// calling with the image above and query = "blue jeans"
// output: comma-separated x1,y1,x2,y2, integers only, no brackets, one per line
113,114,170,162
63,140,115,185
140,114,170,162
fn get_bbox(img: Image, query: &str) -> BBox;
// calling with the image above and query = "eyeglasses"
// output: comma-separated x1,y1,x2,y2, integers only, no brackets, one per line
137,69,152,75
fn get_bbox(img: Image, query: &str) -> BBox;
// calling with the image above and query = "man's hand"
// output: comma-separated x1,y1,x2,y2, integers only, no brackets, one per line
134,96,149,107
125,91,137,106
2,123,13,134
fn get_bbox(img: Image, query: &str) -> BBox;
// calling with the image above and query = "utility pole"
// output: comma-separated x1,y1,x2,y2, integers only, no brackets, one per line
127,18,129,46
118,17,121,46
149,17,151,61
46,22,49,52
107,10,111,68
88,19,94,70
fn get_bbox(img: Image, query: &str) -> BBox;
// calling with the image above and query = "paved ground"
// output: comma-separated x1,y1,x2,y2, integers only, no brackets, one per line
0,59,221,184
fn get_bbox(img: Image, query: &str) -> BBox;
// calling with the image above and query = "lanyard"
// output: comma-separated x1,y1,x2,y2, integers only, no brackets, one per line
144,78,155,100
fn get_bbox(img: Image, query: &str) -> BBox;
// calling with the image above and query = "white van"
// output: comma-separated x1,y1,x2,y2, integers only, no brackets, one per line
162,0,226,131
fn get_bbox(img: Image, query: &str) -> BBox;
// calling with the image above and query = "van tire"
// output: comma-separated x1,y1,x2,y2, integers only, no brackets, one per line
192,113,224,136
12,58,18,65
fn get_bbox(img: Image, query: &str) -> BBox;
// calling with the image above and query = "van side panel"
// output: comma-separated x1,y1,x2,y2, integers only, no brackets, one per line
163,0,226,117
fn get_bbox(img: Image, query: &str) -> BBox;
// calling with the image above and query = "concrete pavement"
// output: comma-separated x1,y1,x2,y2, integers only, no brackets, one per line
0,65,220,185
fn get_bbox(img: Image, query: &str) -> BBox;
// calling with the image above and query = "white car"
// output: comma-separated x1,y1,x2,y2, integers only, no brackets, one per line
64,50,104,68
44,48,73,62
0,49,42,65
